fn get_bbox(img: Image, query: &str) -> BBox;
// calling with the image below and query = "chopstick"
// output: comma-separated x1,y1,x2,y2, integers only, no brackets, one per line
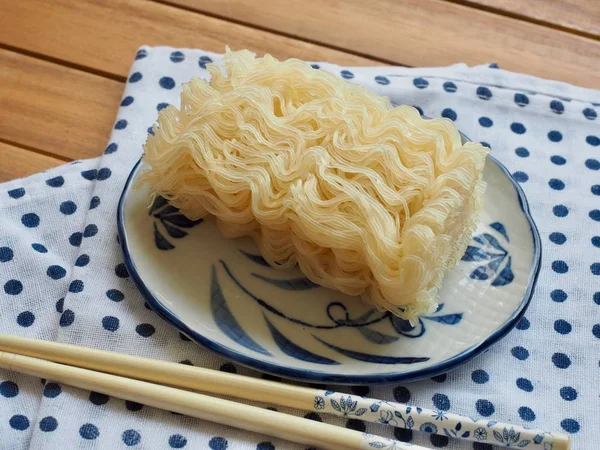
0,350,425,450
0,334,570,450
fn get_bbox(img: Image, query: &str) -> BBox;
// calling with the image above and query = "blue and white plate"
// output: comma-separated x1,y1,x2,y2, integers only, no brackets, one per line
118,147,541,384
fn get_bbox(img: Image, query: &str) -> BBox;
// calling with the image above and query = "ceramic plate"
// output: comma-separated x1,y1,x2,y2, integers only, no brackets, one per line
118,146,541,384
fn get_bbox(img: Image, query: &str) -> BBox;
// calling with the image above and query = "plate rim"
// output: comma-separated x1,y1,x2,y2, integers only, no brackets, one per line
117,153,542,384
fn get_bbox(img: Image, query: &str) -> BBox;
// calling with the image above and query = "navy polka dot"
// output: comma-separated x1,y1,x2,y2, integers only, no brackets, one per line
126,400,144,411
430,434,448,447
55,298,64,313
32,243,48,253
21,213,40,228
593,236,600,248
0,246,13,262
209,437,228,450
81,169,97,180
351,385,370,396
592,263,600,275
550,100,564,114
518,406,536,421
514,93,529,106
549,232,566,245
413,78,428,89
515,317,530,330
550,155,566,165
114,119,128,130
10,415,30,430
393,386,411,403
586,135,599,146
375,75,390,85
552,260,568,273
69,279,84,293
39,416,58,432
4,279,23,295
554,319,572,334
98,168,112,180
475,399,494,416
0,381,19,397
512,171,528,182
442,82,457,93
59,201,77,215
413,105,424,116
256,442,275,450
586,158,600,170
89,391,109,405
170,51,185,63
340,70,354,79
548,131,563,142
431,374,447,383
515,147,529,158
510,123,526,134
17,311,35,327
102,316,120,332
595,292,600,305
90,196,101,209
169,434,187,448
135,49,147,60
516,378,533,392
548,178,565,190
43,382,61,398
560,386,577,401
115,263,129,278
591,211,600,222
441,108,457,121
217,363,236,374
198,55,213,69
106,289,124,302
80,423,99,439
84,224,98,237
478,117,493,127
46,176,64,188
129,72,142,82
69,232,83,247
561,419,580,433
105,143,118,154
476,87,492,100
75,254,90,267
471,370,489,384
60,309,75,327
159,77,176,89
394,428,412,442
157,102,169,111
552,352,571,368
136,323,155,337
511,346,529,360
592,185,600,196
593,324,600,338
123,429,141,446
432,393,450,410
121,96,134,107
583,108,597,120
8,188,25,199
553,205,568,217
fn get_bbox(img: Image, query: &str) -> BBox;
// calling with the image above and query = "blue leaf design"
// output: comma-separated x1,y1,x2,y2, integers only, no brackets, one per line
325,390,335,396
462,246,491,262
149,196,168,215
490,222,509,242
394,411,403,419
153,223,174,250
331,399,341,412
239,250,271,267
517,440,530,447
155,205,179,217
533,434,544,444
481,233,505,253
470,266,489,280
443,429,453,438
416,407,422,414
406,407,411,413
161,220,187,238
264,316,339,365
252,273,319,290
493,430,504,443
313,336,429,364
368,443,386,449
492,256,515,286
434,303,444,313
456,422,462,431
355,408,367,416
461,431,470,439
424,313,462,325
357,326,400,344
210,265,271,356
162,213,202,228
487,421,498,427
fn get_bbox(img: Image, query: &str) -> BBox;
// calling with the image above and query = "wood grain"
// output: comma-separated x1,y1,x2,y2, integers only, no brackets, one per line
0,142,65,182
162,0,600,88
0,0,374,81
462,0,600,37
0,49,123,161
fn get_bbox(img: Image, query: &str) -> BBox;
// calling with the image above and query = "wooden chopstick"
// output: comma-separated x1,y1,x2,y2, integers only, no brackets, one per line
0,334,570,450
0,350,423,450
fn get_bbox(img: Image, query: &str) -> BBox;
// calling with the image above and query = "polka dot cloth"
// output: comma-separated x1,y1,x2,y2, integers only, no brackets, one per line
1,46,598,450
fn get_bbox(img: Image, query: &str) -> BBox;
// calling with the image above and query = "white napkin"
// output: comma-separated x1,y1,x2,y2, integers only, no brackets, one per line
1,46,599,450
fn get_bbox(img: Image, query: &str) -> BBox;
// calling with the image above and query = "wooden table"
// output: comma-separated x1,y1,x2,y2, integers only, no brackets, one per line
1,0,598,182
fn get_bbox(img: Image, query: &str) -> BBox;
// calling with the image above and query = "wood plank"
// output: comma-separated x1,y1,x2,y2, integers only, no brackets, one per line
0,0,374,82
462,0,600,38
0,49,123,160
0,143,65,183
160,0,600,89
